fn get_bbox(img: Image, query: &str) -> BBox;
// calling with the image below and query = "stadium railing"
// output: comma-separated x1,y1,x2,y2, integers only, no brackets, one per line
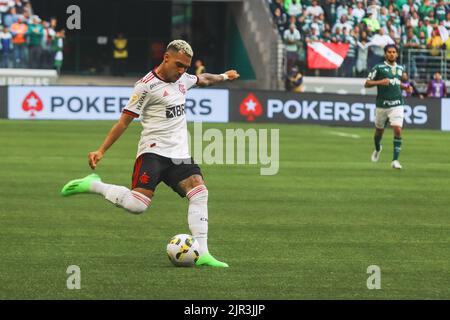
400,48,448,91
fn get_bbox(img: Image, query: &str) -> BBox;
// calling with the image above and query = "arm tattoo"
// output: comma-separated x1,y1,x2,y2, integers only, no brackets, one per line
197,73,224,87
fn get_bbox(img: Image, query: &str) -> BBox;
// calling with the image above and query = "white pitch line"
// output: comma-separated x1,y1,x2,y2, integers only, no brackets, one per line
329,131,361,139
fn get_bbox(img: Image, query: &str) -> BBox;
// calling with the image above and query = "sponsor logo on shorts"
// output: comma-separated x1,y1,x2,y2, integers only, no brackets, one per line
139,172,150,184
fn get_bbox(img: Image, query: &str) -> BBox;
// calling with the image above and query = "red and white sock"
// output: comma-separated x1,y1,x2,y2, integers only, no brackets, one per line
187,185,209,255
91,181,150,214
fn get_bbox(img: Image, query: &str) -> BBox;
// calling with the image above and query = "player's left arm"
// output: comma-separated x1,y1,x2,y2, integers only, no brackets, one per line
196,70,240,87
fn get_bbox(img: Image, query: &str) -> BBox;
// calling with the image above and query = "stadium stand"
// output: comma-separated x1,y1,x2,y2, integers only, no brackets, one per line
267,0,450,94
0,0,63,71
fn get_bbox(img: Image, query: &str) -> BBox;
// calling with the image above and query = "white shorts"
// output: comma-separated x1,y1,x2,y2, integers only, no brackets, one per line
375,106,404,129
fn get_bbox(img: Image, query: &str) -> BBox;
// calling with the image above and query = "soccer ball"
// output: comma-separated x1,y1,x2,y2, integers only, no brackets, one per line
167,234,200,267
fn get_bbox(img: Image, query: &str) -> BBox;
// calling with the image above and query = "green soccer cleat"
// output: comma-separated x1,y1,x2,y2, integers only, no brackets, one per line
195,253,229,268
60,173,101,196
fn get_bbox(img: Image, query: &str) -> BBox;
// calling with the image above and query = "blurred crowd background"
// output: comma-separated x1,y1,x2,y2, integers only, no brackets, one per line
269,0,450,95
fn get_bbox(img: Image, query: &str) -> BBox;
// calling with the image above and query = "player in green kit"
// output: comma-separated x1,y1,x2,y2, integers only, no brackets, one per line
364,44,412,169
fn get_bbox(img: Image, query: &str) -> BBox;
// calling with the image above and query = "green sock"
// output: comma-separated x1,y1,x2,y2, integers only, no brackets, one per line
393,137,402,161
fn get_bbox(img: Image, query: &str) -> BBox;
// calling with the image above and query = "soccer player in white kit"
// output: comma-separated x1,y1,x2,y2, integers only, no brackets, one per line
61,40,240,267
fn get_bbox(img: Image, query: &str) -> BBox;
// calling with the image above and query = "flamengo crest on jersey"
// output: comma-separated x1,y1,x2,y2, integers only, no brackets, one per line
123,71,199,159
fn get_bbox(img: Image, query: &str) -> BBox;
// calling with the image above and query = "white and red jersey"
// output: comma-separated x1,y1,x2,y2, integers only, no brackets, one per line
123,70,198,159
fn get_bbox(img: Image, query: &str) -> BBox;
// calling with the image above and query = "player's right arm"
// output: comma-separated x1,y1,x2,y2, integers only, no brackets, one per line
88,113,135,169
364,66,389,88
365,78,390,88
88,83,147,169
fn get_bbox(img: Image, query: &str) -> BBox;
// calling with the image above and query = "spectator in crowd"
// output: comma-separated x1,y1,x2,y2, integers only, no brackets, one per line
22,0,32,16
22,3,31,21
342,28,357,77
427,10,438,25
336,0,349,21
195,59,205,75
10,14,28,68
379,6,390,28
14,0,24,15
402,0,419,17
419,0,434,20
352,0,366,24
306,25,321,42
367,0,381,19
41,20,55,69
52,29,64,74
305,0,324,18
288,14,300,31
385,19,401,41
444,30,450,59
28,15,44,69
368,27,395,69
363,12,381,33
320,29,333,43
409,11,420,28
285,65,304,92
112,32,128,76
427,27,444,56
443,12,450,30
402,73,424,99
273,7,288,35
332,14,352,34
286,0,302,18
284,23,301,72
435,0,447,23
50,17,57,32
423,16,434,38
0,24,13,68
427,71,447,97
3,6,17,27
418,31,428,49
356,31,369,77
322,0,338,27
311,13,326,34
403,27,421,78
270,0,284,15
0,0,13,25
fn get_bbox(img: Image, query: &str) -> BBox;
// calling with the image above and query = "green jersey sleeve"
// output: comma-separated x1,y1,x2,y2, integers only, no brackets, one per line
367,65,379,80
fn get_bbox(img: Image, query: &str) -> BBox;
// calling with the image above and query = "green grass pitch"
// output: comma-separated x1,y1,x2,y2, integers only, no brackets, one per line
0,119,449,299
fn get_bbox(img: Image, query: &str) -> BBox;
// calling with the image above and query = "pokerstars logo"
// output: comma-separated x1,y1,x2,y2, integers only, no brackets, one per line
22,91,44,117
240,93,263,121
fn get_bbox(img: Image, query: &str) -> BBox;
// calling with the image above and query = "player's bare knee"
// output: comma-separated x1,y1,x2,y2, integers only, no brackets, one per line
179,174,205,194
189,175,205,188
375,128,384,135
